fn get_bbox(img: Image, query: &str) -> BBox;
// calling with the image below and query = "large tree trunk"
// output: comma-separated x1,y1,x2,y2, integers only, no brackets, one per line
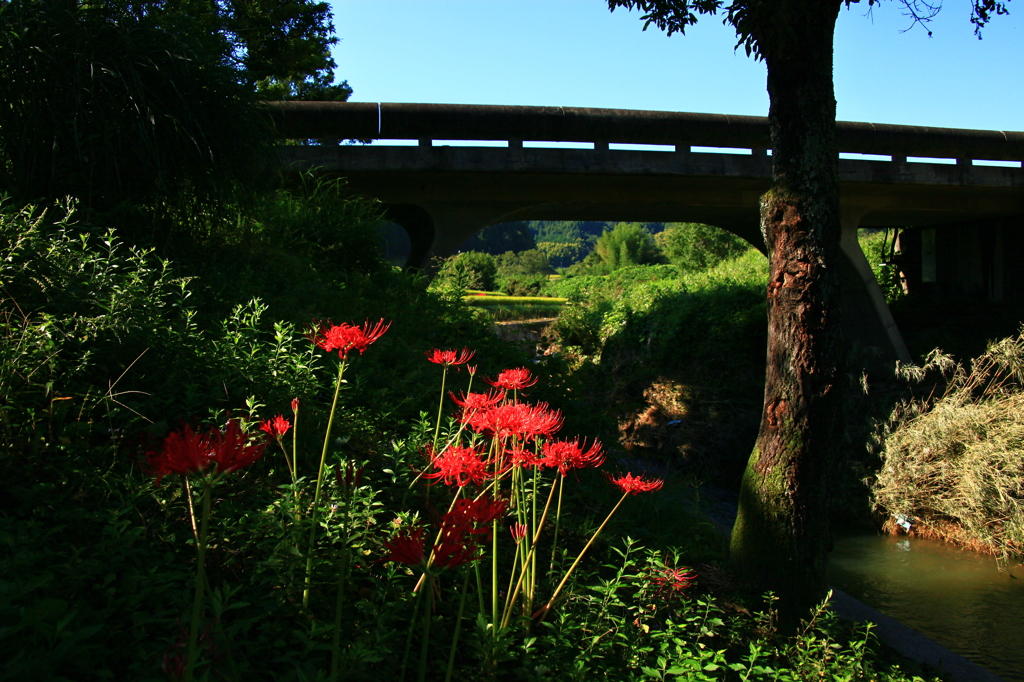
729,0,845,618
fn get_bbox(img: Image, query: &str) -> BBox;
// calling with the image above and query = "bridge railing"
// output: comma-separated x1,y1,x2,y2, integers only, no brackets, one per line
265,101,1024,166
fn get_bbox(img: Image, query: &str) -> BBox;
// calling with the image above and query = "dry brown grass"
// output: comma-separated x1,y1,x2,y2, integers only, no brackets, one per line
873,331,1024,559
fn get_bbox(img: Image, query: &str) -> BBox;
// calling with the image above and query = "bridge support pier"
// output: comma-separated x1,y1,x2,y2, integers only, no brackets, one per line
839,207,912,367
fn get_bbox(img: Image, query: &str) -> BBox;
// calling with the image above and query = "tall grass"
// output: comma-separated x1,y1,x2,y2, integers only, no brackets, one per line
873,332,1024,558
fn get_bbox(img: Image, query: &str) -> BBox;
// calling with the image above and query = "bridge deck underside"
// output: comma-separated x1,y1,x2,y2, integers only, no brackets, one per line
283,145,1024,240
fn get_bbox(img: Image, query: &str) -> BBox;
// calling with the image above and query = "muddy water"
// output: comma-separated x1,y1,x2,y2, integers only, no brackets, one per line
829,533,1024,680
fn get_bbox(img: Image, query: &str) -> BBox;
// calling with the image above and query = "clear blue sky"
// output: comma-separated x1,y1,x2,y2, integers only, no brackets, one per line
330,0,1021,132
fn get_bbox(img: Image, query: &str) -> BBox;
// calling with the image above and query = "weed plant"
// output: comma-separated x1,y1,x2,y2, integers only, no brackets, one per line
873,331,1024,558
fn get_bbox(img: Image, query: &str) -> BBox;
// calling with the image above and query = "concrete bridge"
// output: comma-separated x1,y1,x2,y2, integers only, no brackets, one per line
267,101,1024,364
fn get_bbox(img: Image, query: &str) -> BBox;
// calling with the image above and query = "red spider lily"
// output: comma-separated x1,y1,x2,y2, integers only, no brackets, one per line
510,522,528,543
150,420,266,485
259,414,291,438
508,445,544,469
541,437,605,476
383,527,426,566
422,445,490,487
336,461,366,489
486,367,539,391
466,401,563,440
607,472,664,496
425,347,476,368
432,525,479,569
451,388,505,415
432,496,507,568
648,565,697,601
518,402,563,439
445,496,507,533
307,318,391,360
291,398,300,413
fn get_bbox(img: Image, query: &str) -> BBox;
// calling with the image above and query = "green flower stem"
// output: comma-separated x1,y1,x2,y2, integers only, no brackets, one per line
501,476,559,628
184,478,213,682
473,562,486,615
432,366,449,450
291,407,300,486
444,572,471,682
537,491,629,624
330,489,352,682
418,574,433,682
276,435,295,484
399,584,423,682
530,464,540,602
303,359,347,610
549,475,565,572
491,519,499,637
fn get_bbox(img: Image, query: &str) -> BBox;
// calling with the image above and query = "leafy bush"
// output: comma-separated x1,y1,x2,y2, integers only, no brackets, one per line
586,223,666,274
495,248,552,296
655,223,751,273
537,239,589,268
435,251,498,292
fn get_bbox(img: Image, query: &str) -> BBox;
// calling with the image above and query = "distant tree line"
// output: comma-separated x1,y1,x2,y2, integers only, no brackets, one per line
444,221,753,294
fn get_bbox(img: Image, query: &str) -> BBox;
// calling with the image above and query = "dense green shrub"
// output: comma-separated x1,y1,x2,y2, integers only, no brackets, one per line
586,223,666,274
655,222,751,272
495,248,552,295
435,251,499,292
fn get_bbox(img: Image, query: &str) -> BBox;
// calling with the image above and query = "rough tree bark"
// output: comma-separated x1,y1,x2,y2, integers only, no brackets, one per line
728,0,845,617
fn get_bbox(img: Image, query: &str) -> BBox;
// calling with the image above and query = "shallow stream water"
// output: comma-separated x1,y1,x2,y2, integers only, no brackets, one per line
829,533,1024,681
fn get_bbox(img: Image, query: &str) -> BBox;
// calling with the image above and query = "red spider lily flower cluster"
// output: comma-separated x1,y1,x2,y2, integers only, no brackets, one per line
510,522,528,543
486,367,538,391
383,527,426,566
464,401,563,440
648,565,697,601
423,445,490,487
259,415,291,438
541,437,605,476
307,318,391,360
383,497,507,570
425,347,475,368
149,420,266,485
433,497,506,568
508,445,544,469
607,472,664,496
450,389,505,414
